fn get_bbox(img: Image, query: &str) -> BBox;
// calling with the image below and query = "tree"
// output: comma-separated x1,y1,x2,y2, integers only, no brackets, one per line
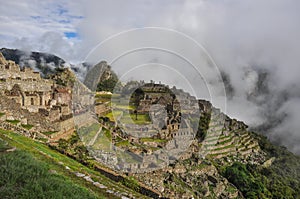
196,112,211,141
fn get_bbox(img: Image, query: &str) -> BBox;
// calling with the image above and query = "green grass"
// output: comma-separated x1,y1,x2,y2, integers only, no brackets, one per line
113,104,135,110
42,131,58,136
217,136,234,145
95,93,112,103
0,150,98,199
226,184,238,194
213,144,235,151
0,132,99,199
105,111,123,122
95,93,112,99
21,124,34,130
106,111,151,125
140,138,168,143
209,151,232,157
0,129,148,198
92,128,112,152
6,119,20,125
0,112,5,117
115,140,131,147
77,123,101,144
103,128,112,140
121,113,151,125
116,150,140,164
95,93,121,103
0,138,10,151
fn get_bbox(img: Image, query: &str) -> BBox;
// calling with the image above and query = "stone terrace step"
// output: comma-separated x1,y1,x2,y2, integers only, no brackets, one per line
210,148,236,156
210,145,236,154
206,139,237,150
217,134,235,143
243,137,253,146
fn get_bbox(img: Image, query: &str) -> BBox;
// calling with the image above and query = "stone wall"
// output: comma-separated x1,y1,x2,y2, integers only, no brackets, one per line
0,53,74,135
0,95,73,133
0,79,53,92
94,102,110,116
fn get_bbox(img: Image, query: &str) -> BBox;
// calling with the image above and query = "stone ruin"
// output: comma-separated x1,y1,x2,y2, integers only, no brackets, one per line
0,53,74,138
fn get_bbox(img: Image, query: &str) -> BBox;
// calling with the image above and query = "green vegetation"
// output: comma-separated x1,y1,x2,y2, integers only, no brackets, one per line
0,138,10,151
140,138,168,143
105,111,151,125
221,162,269,198
112,103,135,110
116,150,139,164
213,144,235,151
52,68,76,87
219,133,300,199
122,176,140,192
6,119,20,125
95,93,114,103
103,128,112,140
105,111,123,122
95,93,112,99
77,123,101,145
0,112,5,117
115,140,131,147
57,133,90,161
92,128,112,151
0,129,146,198
42,131,57,136
21,124,34,130
121,113,151,125
0,150,97,199
196,112,211,141
97,74,120,92
255,133,300,198
0,135,98,199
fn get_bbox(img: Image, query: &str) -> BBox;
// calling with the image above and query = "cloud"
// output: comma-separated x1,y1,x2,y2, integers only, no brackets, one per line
0,0,84,61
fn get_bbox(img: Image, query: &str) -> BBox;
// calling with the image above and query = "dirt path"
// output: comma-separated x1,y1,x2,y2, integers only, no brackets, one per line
88,126,102,146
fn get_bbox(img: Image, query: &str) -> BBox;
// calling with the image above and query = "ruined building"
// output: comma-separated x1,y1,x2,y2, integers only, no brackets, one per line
0,53,74,136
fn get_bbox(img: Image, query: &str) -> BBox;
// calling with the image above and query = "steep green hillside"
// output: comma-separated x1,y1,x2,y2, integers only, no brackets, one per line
218,132,300,199
0,138,98,199
0,130,148,199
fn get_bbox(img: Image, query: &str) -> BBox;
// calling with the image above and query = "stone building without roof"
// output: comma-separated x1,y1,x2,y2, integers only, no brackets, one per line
0,53,74,137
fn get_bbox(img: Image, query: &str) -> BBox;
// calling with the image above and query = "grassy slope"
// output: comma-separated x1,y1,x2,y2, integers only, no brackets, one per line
0,129,148,199
0,137,99,199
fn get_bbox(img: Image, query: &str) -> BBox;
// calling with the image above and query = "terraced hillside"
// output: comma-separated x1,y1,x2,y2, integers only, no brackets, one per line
201,109,262,161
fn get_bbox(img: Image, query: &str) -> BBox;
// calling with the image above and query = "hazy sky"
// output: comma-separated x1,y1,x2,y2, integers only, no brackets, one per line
1,0,300,154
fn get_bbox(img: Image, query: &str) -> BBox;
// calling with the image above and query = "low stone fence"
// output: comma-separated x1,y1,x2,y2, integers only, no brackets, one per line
0,121,32,137
0,121,49,141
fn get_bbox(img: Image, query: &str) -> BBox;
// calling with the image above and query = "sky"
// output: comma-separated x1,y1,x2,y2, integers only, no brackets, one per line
0,0,300,154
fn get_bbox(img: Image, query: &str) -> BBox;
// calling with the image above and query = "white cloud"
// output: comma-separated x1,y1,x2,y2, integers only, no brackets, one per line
0,0,83,60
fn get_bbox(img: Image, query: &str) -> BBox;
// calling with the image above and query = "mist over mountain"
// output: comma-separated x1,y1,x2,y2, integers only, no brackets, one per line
220,66,300,154
0,48,94,80
0,48,65,76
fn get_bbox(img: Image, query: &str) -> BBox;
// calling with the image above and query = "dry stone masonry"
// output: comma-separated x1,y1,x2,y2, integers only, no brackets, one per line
0,53,74,139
